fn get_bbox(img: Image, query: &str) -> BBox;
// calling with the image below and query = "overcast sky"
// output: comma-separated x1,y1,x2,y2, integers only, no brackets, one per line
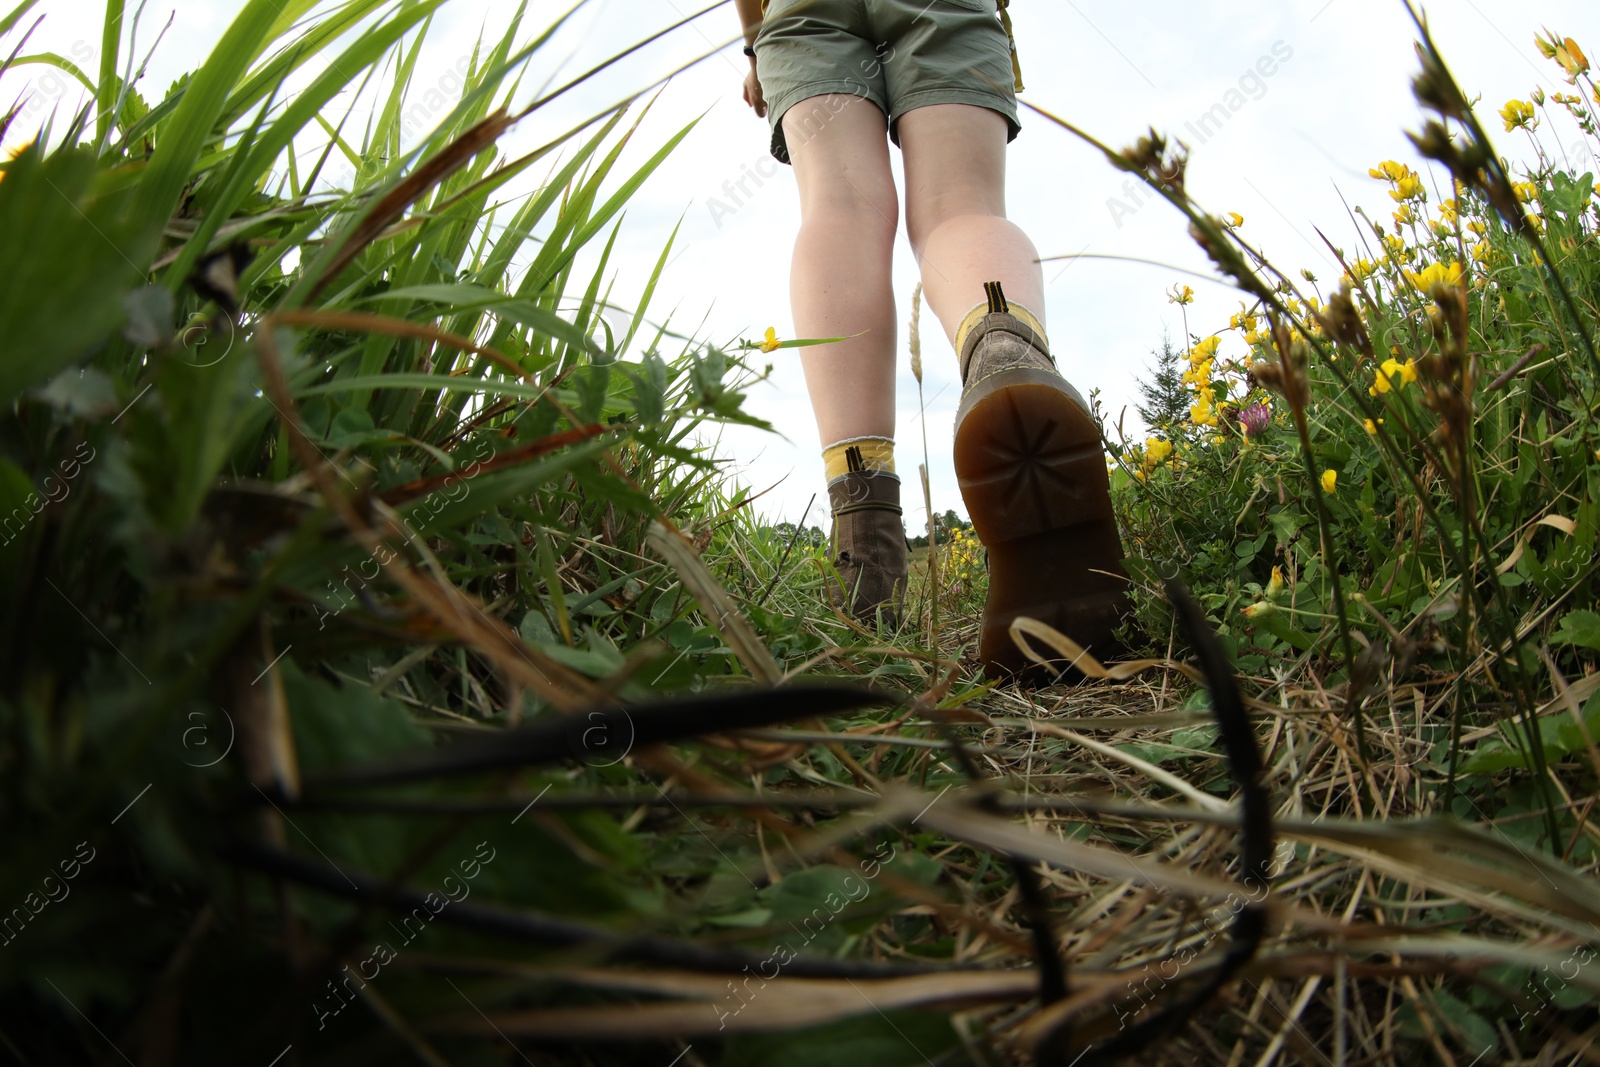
5,0,1595,532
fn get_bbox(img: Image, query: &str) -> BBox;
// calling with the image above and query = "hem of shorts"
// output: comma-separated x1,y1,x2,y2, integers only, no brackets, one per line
768,83,886,165
888,88,1020,146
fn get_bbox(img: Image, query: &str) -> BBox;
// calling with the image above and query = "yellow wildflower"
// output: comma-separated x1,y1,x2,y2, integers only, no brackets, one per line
1143,437,1173,466
1266,566,1285,599
1368,160,1412,183
1405,260,1464,292
1500,99,1537,131
1181,358,1214,386
1394,205,1416,226
1390,175,1426,202
1363,417,1384,435
1241,601,1276,619
1243,329,1266,347
1169,284,1195,306
1225,212,1245,228
1370,357,1417,395
760,327,781,353
1190,335,1221,363
1438,198,1459,223
1321,469,1338,494
1512,181,1538,204
1190,389,1219,428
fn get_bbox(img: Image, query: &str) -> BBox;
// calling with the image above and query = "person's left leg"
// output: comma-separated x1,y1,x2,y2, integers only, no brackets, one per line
900,102,1131,675
899,103,1044,349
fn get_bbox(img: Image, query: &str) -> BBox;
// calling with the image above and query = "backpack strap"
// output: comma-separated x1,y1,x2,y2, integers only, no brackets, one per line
996,0,1023,92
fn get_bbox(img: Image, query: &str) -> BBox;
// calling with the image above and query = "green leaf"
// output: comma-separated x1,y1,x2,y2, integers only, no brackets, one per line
1430,989,1497,1057
1551,609,1600,652
518,609,555,645
96,0,125,146
121,285,174,348
6,52,96,94
0,146,152,405
767,866,860,924
34,367,118,417
623,351,667,426
288,662,431,773
0,0,41,39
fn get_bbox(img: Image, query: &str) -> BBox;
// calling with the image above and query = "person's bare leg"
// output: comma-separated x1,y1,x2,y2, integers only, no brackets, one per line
899,104,1044,345
901,103,1129,676
784,95,907,623
784,94,900,445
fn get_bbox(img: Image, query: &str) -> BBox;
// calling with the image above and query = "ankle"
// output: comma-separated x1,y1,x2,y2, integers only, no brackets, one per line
955,282,1051,383
822,435,895,483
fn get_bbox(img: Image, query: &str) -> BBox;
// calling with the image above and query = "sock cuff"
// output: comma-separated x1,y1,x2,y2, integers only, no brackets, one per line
954,296,1048,357
822,436,895,481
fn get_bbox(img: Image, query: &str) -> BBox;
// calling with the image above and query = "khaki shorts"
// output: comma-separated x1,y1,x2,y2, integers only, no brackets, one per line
754,0,1020,164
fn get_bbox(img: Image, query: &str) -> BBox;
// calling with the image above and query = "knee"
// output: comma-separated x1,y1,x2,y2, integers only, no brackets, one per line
802,179,899,240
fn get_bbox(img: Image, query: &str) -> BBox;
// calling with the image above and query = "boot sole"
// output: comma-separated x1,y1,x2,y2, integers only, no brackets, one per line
953,369,1131,677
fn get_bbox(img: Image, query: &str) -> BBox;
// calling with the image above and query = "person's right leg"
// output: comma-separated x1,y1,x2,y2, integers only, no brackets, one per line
785,94,900,446
784,94,908,622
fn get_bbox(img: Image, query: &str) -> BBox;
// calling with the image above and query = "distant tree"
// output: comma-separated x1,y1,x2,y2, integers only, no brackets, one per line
1136,332,1188,435
771,522,827,550
908,510,971,550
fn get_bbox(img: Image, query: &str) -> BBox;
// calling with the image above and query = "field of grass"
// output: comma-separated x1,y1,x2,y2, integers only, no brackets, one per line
1,2,1598,1064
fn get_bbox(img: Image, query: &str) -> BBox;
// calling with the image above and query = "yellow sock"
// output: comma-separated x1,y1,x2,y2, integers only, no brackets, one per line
954,293,1048,356
823,436,895,482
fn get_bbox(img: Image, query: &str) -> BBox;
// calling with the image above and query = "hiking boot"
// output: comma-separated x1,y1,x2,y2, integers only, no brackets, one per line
826,469,908,626
953,282,1131,677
